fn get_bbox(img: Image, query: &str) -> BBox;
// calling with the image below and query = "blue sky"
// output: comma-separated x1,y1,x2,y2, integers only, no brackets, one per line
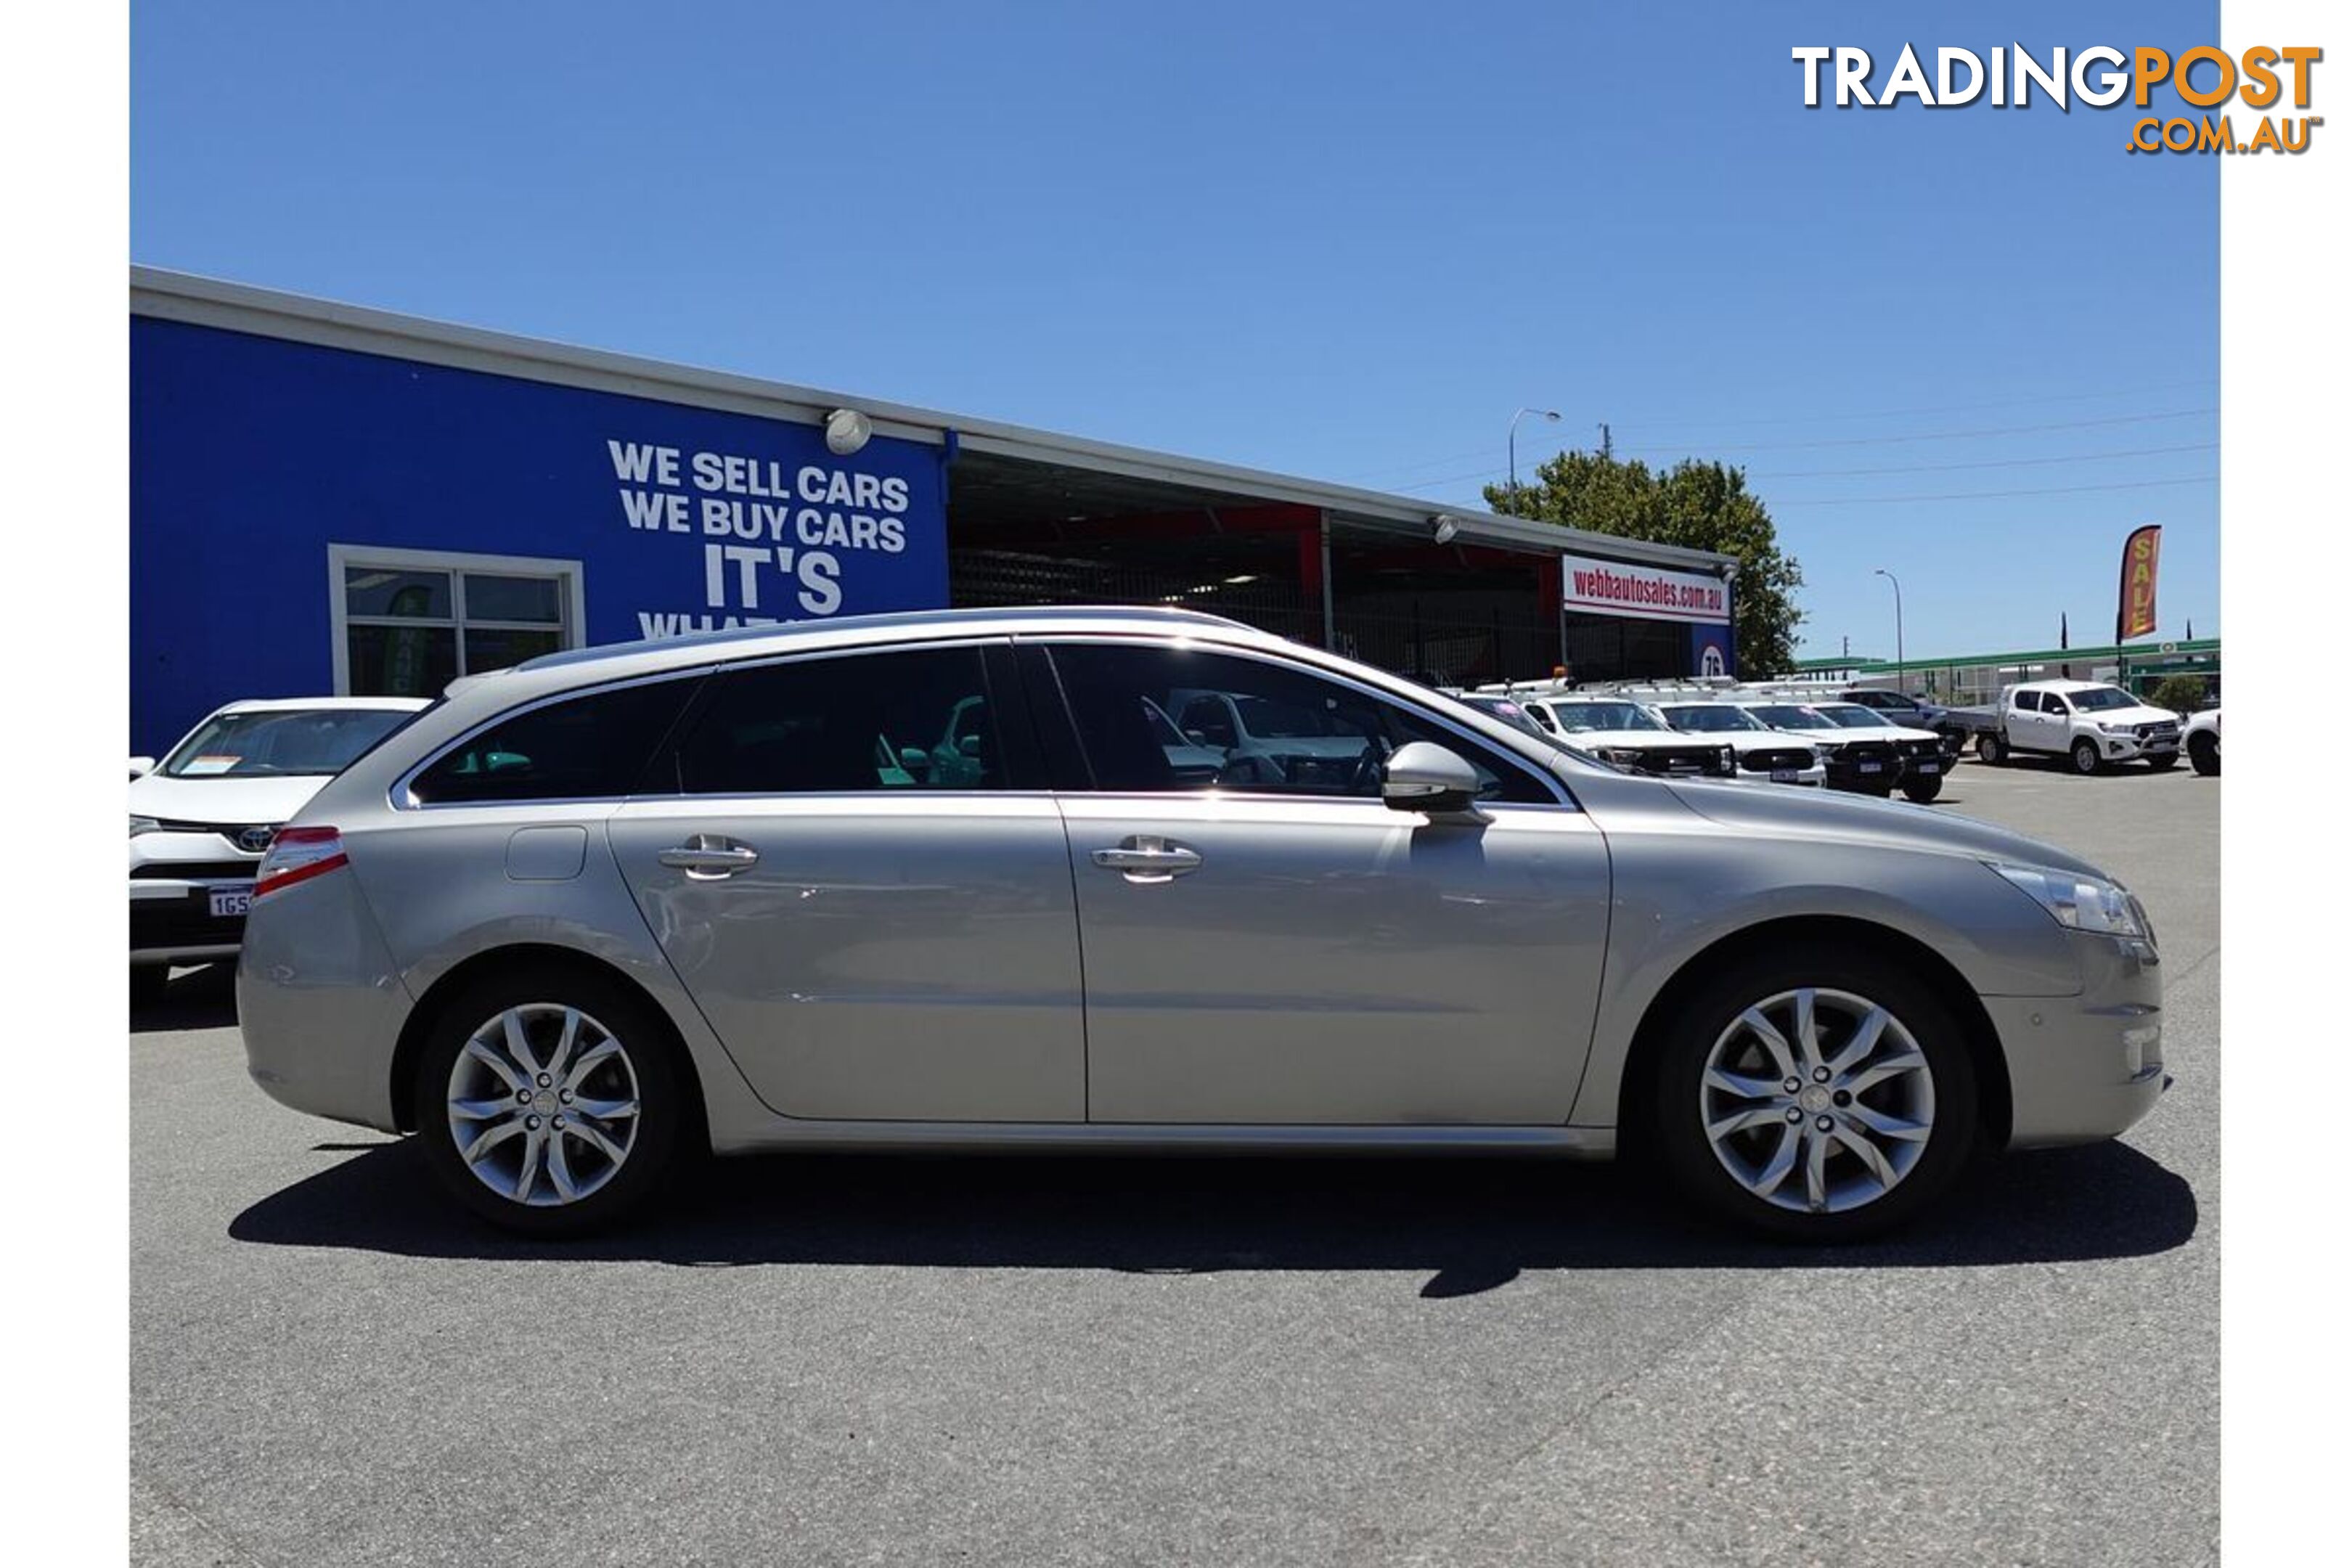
132,1,2218,662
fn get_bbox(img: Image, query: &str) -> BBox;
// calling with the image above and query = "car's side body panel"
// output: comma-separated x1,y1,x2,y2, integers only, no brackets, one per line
1058,794,1610,1124
607,792,1087,1122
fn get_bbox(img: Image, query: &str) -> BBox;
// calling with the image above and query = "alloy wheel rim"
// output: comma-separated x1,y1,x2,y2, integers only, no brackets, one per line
446,1003,641,1207
1698,987,1935,1215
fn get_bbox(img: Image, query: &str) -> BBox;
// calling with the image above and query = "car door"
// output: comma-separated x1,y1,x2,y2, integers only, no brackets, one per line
2010,688,2047,751
1029,639,1612,1126
606,640,1086,1122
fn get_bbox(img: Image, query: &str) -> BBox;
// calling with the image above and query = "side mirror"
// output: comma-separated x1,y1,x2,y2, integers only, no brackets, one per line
1381,741,1482,816
128,756,156,780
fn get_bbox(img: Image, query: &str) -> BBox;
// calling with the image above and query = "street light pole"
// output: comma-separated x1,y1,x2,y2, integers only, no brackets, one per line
1508,407,1562,498
1874,568,1904,687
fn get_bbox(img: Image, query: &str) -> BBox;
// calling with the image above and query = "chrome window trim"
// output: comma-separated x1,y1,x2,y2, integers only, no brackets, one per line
390,634,1017,811
1024,634,1577,810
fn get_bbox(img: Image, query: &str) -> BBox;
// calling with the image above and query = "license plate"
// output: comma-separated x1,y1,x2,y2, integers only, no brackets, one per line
1915,761,1940,775
1859,761,1884,774
208,888,252,918
1770,769,1799,783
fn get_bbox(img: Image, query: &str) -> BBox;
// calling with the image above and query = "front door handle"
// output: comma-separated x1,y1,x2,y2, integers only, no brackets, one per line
1090,837,1202,883
658,836,759,878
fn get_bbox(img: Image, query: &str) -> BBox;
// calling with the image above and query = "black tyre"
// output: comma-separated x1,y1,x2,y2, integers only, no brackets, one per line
1651,951,1979,1243
1975,733,2006,766
2189,733,2220,776
1900,776,1944,804
412,963,688,1236
2147,752,2179,772
2070,738,2102,775
131,965,168,1009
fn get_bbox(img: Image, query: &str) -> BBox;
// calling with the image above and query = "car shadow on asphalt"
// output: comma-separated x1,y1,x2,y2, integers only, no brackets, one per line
229,1135,2196,1291
130,963,239,1034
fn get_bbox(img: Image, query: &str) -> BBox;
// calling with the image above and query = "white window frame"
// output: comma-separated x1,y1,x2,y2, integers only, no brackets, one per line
328,542,587,695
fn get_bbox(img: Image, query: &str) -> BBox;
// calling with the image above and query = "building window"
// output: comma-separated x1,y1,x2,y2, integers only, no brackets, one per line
330,544,584,698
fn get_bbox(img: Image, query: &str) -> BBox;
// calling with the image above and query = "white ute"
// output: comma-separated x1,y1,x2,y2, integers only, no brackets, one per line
1977,679,2184,775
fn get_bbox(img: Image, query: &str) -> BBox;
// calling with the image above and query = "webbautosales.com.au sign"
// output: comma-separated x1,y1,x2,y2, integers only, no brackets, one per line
1561,553,1729,625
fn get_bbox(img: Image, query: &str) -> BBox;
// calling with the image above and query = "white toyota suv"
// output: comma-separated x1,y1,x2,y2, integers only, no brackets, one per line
1514,693,1739,782
131,697,428,1002
1647,699,1829,788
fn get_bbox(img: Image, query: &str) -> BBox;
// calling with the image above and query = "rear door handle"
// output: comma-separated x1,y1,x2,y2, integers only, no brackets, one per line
1090,837,1202,882
658,836,759,878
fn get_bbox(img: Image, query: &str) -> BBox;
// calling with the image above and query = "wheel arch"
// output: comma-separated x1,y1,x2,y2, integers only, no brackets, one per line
1612,915,2013,1160
389,942,711,1153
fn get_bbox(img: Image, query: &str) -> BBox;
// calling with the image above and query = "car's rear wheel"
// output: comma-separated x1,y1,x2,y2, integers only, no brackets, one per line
1975,733,2006,765
1900,776,1943,804
2189,732,2220,776
413,965,685,1236
1652,955,1978,1242
2070,738,2103,775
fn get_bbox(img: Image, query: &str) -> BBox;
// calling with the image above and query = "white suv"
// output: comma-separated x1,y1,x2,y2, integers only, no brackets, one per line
1647,700,1829,788
1514,693,1739,781
131,697,429,1001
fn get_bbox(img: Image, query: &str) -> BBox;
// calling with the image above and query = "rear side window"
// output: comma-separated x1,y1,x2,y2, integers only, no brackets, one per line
2012,690,2036,711
409,678,696,804
673,646,1012,795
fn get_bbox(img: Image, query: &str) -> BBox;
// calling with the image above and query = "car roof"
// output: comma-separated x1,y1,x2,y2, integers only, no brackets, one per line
213,696,434,714
466,605,1271,695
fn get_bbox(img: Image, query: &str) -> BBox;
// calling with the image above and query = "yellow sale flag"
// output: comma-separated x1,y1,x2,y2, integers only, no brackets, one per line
2116,525,2162,641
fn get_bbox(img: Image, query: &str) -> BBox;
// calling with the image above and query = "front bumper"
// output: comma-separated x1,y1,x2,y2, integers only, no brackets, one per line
130,842,263,964
1989,931,2168,1148
2091,730,2181,762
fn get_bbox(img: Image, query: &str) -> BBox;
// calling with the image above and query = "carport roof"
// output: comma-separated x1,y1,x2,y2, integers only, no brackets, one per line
131,265,1735,579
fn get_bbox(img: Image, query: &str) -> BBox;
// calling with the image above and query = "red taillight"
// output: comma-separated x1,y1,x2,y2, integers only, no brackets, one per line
253,825,348,899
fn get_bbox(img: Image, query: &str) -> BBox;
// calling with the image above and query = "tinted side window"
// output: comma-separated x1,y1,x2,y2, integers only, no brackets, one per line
675,647,1009,795
2012,690,2036,711
1046,644,1551,804
410,678,695,804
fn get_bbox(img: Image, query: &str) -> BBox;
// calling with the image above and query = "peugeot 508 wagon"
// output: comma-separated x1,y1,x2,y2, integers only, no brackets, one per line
239,606,2167,1241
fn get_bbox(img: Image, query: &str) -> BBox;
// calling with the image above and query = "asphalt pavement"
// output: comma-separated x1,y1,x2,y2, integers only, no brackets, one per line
129,758,2219,1567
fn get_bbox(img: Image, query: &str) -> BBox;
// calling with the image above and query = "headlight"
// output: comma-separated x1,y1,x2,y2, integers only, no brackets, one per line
1811,743,1835,763
130,815,162,838
1988,862,2149,939
1718,745,1736,770
2096,721,2130,735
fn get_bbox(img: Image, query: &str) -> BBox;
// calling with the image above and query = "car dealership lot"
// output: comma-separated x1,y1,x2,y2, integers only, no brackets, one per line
130,764,2216,1567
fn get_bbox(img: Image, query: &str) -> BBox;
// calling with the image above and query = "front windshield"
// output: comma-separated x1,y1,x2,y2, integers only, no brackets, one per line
1821,706,1895,729
1545,701,1669,734
160,708,415,778
1662,704,1765,733
1750,704,1832,730
2067,686,2138,712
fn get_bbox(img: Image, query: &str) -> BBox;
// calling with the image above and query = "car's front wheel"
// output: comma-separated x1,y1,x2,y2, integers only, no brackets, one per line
413,965,686,1236
1900,776,1944,804
1652,955,1978,1241
2189,732,2220,776
2070,738,2103,775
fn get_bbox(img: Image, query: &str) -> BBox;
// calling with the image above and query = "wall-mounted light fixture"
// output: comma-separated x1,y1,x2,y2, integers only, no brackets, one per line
824,408,873,455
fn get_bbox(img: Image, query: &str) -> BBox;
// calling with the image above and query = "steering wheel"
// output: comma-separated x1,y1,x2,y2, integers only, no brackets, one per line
1345,741,1387,797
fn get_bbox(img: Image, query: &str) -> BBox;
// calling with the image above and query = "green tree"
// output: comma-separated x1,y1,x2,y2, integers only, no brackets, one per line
2144,673,2211,714
1487,452,1806,677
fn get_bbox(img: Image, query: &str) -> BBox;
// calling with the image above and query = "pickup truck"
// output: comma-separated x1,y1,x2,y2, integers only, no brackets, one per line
1948,679,2185,774
1839,688,1967,754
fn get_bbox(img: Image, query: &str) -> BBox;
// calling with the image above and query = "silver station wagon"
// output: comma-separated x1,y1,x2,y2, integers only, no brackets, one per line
239,607,2167,1240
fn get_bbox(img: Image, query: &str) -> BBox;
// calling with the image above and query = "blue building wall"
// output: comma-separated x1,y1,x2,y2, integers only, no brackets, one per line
130,318,951,751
